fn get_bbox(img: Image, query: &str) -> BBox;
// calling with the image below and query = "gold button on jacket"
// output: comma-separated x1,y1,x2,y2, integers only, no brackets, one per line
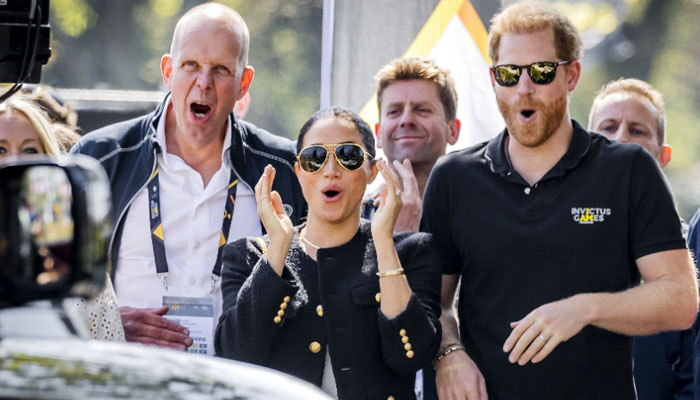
309,341,322,353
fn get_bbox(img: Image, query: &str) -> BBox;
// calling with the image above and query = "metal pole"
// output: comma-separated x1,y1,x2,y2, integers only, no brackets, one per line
320,0,335,108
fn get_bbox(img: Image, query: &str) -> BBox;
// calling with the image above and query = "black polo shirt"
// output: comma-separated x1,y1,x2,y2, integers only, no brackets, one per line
420,120,686,400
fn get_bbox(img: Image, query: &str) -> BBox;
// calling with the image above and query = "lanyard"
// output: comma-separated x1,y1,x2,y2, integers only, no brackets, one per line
148,166,238,293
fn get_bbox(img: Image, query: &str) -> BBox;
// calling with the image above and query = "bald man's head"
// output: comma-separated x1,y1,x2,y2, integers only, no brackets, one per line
170,3,250,71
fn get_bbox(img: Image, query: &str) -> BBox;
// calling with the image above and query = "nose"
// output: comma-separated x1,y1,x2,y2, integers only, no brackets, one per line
196,67,214,89
613,122,630,142
515,70,535,95
322,151,342,177
398,107,415,128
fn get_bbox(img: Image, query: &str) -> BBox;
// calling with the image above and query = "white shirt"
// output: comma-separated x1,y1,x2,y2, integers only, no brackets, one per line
115,100,261,331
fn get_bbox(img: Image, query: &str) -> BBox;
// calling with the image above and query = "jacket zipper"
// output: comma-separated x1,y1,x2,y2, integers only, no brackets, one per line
107,147,158,272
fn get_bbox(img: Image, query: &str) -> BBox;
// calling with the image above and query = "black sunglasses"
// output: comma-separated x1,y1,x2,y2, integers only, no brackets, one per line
490,61,572,87
297,143,373,173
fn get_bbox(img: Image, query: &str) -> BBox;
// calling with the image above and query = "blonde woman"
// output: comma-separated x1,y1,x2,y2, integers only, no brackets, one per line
0,94,60,157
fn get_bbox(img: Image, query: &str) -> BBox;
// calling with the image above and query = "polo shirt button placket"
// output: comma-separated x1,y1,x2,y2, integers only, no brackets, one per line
524,187,531,195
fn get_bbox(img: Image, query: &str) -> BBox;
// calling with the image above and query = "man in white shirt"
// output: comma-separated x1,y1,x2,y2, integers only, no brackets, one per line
73,3,306,353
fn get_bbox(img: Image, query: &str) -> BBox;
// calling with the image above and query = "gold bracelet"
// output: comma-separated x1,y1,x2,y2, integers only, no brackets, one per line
433,343,465,367
376,268,405,277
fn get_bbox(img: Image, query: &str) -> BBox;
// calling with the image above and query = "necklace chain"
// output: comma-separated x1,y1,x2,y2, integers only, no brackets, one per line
300,229,321,250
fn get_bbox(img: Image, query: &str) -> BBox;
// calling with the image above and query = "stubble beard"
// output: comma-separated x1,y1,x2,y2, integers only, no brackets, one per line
497,93,568,148
385,126,448,168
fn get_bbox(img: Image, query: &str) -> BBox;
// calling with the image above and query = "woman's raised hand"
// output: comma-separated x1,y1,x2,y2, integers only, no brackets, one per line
254,165,294,274
371,159,403,239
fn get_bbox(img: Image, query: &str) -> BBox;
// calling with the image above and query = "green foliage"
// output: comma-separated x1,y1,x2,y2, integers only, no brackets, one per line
50,0,96,38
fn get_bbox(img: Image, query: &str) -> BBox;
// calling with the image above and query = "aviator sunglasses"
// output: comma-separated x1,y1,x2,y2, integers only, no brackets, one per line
297,143,373,173
490,61,571,87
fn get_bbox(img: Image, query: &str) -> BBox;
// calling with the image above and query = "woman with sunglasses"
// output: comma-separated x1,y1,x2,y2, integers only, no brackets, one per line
216,107,441,399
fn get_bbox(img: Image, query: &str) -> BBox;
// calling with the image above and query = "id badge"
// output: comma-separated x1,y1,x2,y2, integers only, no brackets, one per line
162,295,215,356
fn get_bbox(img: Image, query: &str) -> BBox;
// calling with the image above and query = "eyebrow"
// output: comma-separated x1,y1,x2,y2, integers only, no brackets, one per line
598,118,653,130
308,141,357,146
385,100,435,110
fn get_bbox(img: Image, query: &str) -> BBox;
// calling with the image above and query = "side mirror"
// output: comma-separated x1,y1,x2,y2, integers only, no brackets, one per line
0,155,111,307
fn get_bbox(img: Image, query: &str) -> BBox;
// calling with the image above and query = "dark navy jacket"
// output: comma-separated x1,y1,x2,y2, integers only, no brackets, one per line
71,94,307,281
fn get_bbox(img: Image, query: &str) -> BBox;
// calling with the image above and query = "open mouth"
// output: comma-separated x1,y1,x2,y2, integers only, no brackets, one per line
322,188,342,201
190,102,211,120
520,109,535,118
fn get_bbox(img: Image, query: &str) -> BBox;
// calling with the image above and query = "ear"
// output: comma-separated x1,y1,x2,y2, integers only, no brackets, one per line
237,66,255,101
368,160,379,184
294,162,300,176
565,60,582,92
489,68,497,90
161,54,173,89
447,118,461,145
658,144,672,168
375,123,383,148
234,91,251,119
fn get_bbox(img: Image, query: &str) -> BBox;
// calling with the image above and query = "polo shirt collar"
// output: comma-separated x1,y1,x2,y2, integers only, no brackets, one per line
485,119,591,180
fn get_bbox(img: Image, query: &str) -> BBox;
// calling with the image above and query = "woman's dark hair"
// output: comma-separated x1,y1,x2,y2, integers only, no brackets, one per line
296,106,375,159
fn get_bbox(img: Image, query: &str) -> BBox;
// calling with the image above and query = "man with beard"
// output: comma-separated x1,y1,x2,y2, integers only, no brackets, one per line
73,3,305,353
420,2,698,399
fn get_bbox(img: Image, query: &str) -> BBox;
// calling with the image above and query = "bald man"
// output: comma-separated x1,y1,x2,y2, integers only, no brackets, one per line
73,2,306,353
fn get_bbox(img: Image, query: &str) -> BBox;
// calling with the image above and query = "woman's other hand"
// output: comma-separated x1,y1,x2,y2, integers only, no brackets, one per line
254,165,294,274
371,159,403,240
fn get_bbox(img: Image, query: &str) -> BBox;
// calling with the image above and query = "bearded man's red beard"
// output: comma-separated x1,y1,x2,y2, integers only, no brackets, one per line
497,93,568,148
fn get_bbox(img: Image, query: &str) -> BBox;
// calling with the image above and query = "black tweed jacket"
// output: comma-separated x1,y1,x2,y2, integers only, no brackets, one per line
215,220,442,399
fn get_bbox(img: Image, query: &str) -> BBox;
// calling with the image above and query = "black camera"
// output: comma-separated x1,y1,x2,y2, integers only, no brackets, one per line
0,0,51,85
0,155,111,308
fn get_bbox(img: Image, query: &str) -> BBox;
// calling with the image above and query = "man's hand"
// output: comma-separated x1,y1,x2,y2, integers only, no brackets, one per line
436,349,488,400
120,306,193,350
503,295,590,365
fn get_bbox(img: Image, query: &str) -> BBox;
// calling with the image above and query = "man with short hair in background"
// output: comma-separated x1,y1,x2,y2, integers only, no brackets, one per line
589,77,694,400
421,2,698,399
363,56,460,234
